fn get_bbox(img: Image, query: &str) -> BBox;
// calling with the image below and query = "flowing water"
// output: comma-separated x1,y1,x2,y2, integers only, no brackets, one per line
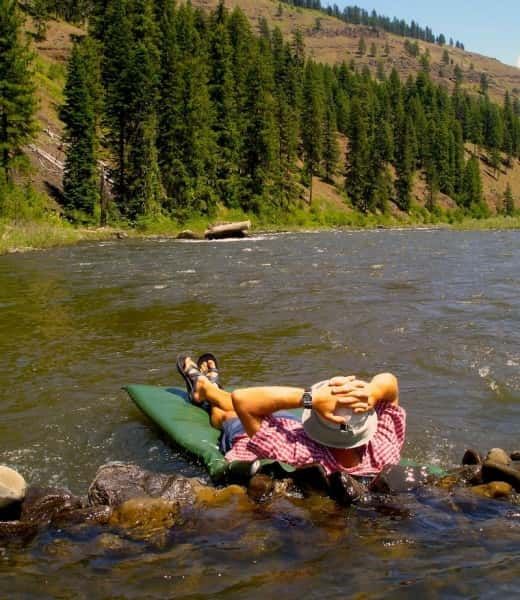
1,230,519,598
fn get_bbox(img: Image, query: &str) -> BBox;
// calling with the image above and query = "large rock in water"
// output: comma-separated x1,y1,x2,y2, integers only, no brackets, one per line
481,461,520,492
369,464,435,494
0,466,27,509
88,463,204,507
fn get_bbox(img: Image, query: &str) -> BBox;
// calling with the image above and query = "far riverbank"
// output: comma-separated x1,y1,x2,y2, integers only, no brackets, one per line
1,213,520,256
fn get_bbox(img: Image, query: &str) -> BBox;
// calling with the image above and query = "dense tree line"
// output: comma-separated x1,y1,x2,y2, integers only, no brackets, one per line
281,1,464,48
57,1,520,222
2,1,519,223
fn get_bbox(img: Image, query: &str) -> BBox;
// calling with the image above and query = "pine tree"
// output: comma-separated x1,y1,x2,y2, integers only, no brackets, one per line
102,0,134,212
503,183,515,216
207,4,240,206
271,29,299,207
322,102,339,182
358,36,366,56
461,155,483,209
60,38,100,217
0,0,37,181
158,2,216,217
395,114,414,212
301,61,324,204
240,43,277,209
345,98,370,211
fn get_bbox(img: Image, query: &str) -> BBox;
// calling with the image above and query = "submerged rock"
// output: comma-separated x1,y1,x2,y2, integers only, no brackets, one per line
0,520,38,541
470,482,513,500
436,465,483,490
0,466,27,509
20,486,82,525
51,505,113,528
88,462,204,507
109,497,178,535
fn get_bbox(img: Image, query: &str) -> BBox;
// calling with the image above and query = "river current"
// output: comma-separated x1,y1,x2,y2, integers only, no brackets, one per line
1,230,519,597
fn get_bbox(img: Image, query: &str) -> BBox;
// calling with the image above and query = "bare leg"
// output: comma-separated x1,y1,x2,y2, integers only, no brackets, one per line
195,377,235,412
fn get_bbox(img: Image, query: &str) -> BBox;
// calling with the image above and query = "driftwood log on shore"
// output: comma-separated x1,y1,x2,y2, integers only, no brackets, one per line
204,220,251,240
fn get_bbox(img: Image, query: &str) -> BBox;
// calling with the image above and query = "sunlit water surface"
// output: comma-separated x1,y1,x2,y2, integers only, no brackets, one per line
1,230,519,598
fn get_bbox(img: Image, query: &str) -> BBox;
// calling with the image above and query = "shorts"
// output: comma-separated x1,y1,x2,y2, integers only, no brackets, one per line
219,411,300,454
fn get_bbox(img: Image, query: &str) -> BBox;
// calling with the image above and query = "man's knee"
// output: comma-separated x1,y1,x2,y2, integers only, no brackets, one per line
231,390,245,413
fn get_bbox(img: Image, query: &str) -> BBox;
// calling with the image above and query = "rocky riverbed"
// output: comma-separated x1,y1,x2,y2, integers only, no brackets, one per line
1,448,519,546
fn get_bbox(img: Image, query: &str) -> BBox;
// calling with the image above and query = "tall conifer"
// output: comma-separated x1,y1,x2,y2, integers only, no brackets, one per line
60,39,99,217
0,0,37,181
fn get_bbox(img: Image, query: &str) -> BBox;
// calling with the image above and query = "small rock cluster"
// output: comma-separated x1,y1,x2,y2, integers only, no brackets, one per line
451,447,520,499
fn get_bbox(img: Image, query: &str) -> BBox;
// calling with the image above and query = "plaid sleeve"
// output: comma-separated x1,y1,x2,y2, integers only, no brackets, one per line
369,402,407,467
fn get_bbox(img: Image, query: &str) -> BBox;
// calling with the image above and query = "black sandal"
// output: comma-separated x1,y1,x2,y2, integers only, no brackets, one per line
176,353,205,403
197,353,220,387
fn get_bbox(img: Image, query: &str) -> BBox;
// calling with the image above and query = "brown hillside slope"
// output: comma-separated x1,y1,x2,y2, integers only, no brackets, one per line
192,0,520,104
23,7,519,214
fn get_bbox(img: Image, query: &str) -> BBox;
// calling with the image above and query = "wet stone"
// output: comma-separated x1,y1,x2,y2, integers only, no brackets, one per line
481,461,520,492
196,485,249,509
436,466,483,490
485,448,511,466
51,505,113,528
247,474,274,502
109,497,179,534
369,464,433,494
88,463,202,507
470,482,513,500
20,486,82,525
329,472,367,505
0,466,27,509
0,520,38,541
462,449,482,466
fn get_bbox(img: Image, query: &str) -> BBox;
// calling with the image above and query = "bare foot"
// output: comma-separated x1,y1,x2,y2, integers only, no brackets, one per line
197,354,220,387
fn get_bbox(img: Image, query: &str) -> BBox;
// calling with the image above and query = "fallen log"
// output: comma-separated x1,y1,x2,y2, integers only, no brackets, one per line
204,220,251,240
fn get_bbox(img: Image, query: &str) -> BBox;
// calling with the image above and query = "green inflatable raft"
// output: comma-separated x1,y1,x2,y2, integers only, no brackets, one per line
124,384,446,483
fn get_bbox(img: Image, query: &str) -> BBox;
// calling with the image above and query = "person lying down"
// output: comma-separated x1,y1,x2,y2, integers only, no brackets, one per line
177,353,406,486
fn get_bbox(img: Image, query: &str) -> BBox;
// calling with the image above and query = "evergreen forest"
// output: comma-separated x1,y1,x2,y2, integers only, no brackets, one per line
2,0,520,229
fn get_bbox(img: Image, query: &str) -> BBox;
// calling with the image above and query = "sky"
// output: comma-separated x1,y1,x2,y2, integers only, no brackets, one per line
332,1,520,68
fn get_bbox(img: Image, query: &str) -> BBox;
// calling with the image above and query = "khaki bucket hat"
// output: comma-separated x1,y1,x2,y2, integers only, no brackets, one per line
302,406,378,449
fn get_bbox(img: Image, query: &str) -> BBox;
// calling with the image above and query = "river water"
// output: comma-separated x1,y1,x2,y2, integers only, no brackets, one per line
1,230,519,597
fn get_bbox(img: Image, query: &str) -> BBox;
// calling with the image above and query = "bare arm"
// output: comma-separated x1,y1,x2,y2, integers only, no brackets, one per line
231,379,369,438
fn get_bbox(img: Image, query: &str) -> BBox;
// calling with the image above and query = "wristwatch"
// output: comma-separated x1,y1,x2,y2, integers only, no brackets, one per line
301,388,313,410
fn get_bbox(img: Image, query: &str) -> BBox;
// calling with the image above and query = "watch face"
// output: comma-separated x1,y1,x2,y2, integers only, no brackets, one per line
303,392,312,408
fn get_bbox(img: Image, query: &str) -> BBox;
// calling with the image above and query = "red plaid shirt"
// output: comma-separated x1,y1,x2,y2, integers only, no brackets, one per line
225,402,406,476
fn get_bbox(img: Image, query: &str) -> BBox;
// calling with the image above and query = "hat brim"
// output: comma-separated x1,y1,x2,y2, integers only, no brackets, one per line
302,409,377,449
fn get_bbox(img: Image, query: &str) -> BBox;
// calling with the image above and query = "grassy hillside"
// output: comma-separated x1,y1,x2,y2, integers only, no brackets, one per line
20,3,520,226
192,0,520,104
